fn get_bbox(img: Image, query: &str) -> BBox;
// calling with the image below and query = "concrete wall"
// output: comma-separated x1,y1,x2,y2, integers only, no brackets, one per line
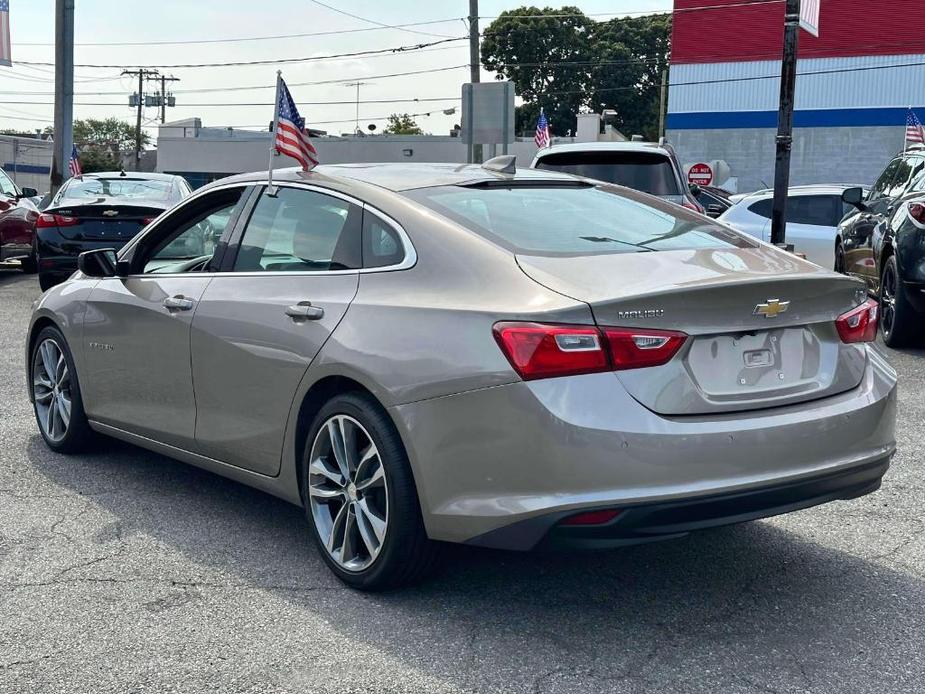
0,136,53,194
667,125,904,192
156,127,567,187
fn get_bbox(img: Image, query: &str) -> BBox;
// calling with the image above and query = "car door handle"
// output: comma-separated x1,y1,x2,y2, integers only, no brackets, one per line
285,302,324,321
163,295,194,311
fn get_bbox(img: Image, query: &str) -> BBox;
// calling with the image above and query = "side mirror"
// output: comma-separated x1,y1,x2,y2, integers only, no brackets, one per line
842,187,867,211
706,204,725,218
689,183,702,196
19,186,38,198
77,248,119,278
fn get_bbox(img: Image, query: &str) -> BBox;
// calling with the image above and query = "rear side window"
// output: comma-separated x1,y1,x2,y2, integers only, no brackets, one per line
362,212,405,268
787,195,841,226
748,198,773,219
748,195,842,226
0,168,17,197
234,187,361,272
405,184,753,257
534,151,682,195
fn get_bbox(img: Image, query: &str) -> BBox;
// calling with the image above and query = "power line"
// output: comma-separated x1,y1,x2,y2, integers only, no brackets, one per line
305,0,457,38
12,36,467,69
0,65,471,97
16,18,467,47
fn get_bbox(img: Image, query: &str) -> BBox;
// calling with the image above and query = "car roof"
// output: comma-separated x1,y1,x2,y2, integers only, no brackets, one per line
736,184,866,201
210,163,588,193
74,171,181,182
532,141,672,158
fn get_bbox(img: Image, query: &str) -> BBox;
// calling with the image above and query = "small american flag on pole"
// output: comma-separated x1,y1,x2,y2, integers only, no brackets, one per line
905,108,925,148
68,144,82,178
273,76,318,171
534,109,551,149
0,0,11,67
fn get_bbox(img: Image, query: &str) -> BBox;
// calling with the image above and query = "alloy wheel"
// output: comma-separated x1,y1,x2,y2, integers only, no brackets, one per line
308,414,389,572
32,338,72,443
881,264,896,338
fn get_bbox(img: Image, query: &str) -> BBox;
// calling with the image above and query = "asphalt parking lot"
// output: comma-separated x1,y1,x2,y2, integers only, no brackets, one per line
1,268,923,694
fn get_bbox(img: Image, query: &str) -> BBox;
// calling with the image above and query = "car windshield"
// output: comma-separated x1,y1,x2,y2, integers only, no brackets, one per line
405,184,754,257
63,178,173,201
534,151,683,195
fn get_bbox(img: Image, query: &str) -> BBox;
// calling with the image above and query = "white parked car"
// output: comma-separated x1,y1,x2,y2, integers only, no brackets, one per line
719,185,865,269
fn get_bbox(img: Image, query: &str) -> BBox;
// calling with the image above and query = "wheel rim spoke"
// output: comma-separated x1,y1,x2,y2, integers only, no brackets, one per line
327,419,351,481
308,413,389,572
33,339,70,443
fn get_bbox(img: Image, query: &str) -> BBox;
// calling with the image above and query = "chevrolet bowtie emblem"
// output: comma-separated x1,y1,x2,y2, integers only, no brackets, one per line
102,210,119,217
754,299,790,318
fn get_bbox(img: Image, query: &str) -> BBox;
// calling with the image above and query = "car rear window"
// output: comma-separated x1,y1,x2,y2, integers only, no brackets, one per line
62,178,173,201
534,151,682,195
405,184,754,257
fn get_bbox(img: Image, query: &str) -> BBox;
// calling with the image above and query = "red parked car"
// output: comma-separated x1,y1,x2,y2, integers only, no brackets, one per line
0,166,40,273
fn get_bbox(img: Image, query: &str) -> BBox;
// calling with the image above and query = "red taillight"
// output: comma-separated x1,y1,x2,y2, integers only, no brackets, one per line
603,327,688,371
836,299,879,343
493,322,608,380
560,509,622,526
493,322,688,380
682,198,705,214
36,213,79,228
908,202,925,227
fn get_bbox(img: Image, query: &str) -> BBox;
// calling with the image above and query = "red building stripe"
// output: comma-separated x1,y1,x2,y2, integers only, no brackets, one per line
672,0,925,64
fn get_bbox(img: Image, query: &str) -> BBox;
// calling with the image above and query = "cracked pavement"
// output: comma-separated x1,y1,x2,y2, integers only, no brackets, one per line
1,268,924,693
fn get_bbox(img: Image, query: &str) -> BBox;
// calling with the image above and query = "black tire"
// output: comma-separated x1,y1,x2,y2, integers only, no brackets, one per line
30,325,95,453
38,272,59,292
300,391,437,591
20,252,37,274
834,240,846,274
880,254,924,348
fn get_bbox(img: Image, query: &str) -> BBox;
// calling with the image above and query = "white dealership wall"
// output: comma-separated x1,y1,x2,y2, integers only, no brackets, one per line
156,119,568,187
0,135,53,193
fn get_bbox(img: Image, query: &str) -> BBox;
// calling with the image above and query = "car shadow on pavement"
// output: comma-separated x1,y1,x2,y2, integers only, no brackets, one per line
24,433,925,692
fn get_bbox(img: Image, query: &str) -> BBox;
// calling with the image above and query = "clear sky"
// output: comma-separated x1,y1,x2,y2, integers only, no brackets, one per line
0,1,672,138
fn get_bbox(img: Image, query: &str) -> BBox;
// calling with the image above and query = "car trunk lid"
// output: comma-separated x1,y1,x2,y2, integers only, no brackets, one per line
47,199,163,242
516,246,870,415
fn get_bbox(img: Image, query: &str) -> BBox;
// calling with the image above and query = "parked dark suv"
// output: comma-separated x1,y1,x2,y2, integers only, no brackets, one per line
838,147,925,346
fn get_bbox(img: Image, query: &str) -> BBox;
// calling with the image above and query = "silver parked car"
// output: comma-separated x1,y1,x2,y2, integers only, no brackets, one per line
27,162,897,590
719,185,865,269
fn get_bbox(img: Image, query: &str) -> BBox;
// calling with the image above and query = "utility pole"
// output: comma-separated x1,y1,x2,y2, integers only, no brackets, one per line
658,69,668,140
343,81,371,134
769,0,801,247
122,68,160,170
468,0,482,163
154,74,180,124
51,0,75,195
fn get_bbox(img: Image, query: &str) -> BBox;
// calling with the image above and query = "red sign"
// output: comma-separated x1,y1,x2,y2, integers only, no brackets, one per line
688,163,713,187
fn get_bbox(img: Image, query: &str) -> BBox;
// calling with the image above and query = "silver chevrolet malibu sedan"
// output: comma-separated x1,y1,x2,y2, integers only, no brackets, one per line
26,161,897,590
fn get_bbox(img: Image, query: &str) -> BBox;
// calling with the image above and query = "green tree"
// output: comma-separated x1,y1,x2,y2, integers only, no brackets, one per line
383,113,425,135
481,7,671,139
77,148,121,174
482,6,594,137
73,118,148,150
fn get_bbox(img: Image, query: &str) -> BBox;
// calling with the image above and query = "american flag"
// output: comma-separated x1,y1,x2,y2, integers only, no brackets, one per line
68,144,82,178
906,108,925,147
0,0,11,67
274,77,318,171
534,109,551,149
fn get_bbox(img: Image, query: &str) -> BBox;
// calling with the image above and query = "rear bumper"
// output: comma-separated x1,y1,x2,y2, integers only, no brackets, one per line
391,346,897,550
36,232,126,276
476,456,889,551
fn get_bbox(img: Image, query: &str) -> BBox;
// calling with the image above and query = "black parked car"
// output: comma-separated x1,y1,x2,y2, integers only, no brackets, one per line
696,185,733,218
837,147,925,346
36,171,192,290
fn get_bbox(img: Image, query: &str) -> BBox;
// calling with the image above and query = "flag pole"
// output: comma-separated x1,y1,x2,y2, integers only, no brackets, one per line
268,70,282,195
